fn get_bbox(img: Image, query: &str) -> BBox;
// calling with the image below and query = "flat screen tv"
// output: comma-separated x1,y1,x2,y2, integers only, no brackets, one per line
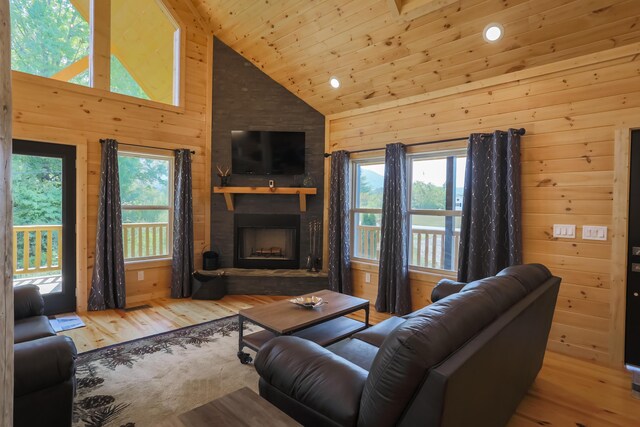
231,130,305,175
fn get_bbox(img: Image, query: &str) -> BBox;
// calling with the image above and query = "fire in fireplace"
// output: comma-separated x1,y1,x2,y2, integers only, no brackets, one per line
234,214,300,269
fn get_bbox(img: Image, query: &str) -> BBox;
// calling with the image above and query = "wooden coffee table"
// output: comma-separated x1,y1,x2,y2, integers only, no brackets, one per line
158,387,300,427
237,289,369,364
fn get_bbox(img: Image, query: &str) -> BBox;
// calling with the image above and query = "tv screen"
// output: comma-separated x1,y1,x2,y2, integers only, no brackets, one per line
231,130,305,175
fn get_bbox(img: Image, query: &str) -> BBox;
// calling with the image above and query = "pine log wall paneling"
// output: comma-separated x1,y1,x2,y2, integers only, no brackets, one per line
11,0,212,309
326,44,640,366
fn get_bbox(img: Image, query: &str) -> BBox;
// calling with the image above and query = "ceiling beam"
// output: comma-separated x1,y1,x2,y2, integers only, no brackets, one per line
51,56,89,82
388,0,459,21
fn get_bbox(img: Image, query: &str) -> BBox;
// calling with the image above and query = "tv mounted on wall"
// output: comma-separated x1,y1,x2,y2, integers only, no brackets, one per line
231,130,305,175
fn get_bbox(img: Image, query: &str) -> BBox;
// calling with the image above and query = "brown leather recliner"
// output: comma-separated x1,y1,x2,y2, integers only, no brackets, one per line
13,284,77,427
255,264,561,427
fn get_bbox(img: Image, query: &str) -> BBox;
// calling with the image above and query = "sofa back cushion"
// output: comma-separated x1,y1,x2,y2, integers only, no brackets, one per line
357,274,527,427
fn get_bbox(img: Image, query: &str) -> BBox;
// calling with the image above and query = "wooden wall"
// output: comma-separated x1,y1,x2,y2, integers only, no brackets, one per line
10,0,212,310
326,42,640,366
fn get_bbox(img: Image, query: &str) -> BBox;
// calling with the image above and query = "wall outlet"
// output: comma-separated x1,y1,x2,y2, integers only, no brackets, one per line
137,271,144,281
553,224,576,239
582,225,607,241
365,272,371,284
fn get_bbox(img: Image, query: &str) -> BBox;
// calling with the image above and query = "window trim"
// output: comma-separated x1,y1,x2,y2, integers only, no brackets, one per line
118,149,174,263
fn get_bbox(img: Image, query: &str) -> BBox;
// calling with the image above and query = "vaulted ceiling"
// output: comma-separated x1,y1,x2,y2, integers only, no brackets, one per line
190,0,640,115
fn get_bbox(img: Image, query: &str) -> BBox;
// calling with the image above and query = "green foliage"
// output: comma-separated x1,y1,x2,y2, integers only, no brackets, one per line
10,0,89,81
357,175,383,209
118,155,170,223
361,213,377,226
10,0,149,97
111,55,150,100
411,181,446,210
12,154,62,225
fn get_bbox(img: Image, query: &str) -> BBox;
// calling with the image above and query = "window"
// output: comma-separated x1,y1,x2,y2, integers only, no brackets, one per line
351,159,385,261
350,149,466,270
10,0,91,86
118,152,173,261
409,150,466,271
110,0,180,104
10,0,182,105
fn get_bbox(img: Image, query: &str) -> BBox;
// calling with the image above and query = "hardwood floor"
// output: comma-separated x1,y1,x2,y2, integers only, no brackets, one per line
61,296,640,426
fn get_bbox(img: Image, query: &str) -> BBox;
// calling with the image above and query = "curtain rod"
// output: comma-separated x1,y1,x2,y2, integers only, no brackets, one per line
323,128,526,157
99,139,196,155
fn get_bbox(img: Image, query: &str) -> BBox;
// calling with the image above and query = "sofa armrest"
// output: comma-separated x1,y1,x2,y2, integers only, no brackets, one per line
255,336,368,426
431,279,467,303
14,285,45,320
14,335,77,397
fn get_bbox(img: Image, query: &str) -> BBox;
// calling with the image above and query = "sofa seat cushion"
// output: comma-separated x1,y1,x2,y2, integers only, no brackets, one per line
255,336,367,427
327,338,379,371
14,316,56,344
352,316,406,348
358,275,528,427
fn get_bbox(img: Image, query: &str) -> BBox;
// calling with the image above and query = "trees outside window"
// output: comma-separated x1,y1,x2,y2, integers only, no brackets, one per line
350,150,467,271
409,151,466,271
10,0,180,105
118,152,173,261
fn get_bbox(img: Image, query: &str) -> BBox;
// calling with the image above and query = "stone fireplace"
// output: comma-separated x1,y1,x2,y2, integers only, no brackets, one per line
234,214,300,269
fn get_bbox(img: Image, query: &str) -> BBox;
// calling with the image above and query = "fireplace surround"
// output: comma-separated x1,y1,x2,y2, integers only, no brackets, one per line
234,214,300,269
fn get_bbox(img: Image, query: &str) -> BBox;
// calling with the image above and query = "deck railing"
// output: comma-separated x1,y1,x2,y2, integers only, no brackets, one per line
354,225,460,270
122,222,170,259
13,225,62,276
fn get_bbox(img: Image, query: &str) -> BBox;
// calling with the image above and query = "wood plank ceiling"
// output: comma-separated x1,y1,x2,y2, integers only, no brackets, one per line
190,0,640,115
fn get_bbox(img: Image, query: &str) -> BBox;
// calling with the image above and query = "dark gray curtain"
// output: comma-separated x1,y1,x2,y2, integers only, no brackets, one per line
328,150,352,294
88,139,126,310
171,149,194,298
375,143,411,315
457,129,522,282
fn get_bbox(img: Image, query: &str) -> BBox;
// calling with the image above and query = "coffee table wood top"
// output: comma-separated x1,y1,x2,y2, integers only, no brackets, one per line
239,289,369,334
158,387,300,427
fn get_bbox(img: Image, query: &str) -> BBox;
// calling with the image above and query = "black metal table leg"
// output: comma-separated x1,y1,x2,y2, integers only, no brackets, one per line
364,304,370,328
237,314,253,364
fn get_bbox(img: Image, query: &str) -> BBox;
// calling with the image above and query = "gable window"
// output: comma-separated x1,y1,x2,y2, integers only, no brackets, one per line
351,159,385,261
118,152,173,261
408,150,466,271
10,0,91,86
10,0,182,106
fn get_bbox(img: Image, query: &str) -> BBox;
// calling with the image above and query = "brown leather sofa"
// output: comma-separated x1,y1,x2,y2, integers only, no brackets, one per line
14,284,77,427
255,264,561,427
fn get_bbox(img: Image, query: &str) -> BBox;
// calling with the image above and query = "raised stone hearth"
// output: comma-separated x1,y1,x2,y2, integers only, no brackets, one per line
198,268,328,296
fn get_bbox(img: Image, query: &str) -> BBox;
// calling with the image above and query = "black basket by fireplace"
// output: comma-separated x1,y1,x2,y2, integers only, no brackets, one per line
203,251,219,270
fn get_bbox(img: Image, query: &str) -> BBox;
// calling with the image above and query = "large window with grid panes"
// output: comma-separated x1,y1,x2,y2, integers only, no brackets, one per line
118,151,174,261
350,149,466,272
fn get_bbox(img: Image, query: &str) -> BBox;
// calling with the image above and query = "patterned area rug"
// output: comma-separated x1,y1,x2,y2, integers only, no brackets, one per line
73,315,260,427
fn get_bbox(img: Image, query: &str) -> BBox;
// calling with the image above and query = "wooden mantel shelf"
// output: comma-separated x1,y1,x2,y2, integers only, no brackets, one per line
213,186,317,212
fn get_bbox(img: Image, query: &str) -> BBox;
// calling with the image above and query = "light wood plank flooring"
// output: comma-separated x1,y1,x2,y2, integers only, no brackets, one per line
61,296,640,426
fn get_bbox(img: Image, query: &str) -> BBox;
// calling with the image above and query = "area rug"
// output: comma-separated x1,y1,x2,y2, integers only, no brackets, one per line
73,315,260,427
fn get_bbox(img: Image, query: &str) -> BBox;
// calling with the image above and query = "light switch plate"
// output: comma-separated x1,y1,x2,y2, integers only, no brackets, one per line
138,271,144,281
365,272,371,284
553,224,576,239
582,225,607,241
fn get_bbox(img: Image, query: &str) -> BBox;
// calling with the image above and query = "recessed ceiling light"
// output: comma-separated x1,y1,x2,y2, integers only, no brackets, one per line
483,23,504,43
329,77,340,89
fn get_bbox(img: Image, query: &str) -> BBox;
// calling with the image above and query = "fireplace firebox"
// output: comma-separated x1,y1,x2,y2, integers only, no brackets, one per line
234,214,300,269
